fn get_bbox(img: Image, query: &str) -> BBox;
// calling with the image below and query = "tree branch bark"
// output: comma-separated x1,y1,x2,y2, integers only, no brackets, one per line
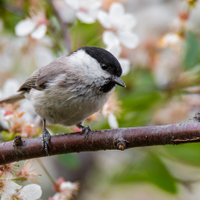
0,116,200,165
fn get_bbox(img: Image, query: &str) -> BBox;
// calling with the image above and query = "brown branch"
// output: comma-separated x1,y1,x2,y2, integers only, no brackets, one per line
1,116,200,165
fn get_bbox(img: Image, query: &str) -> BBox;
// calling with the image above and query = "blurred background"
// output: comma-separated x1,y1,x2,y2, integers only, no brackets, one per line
1,0,200,199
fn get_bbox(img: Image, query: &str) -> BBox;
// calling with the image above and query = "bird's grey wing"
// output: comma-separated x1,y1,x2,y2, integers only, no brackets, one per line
17,56,68,92
17,69,40,92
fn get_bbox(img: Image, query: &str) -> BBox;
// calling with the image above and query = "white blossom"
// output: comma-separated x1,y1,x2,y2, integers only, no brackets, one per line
0,172,21,200
15,12,47,40
14,184,42,200
107,112,118,129
102,102,119,129
51,180,79,200
65,0,101,24
98,3,139,49
0,79,20,129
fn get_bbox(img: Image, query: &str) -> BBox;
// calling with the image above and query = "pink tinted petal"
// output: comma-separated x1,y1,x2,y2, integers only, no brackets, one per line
15,18,36,36
31,24,47,39
97,10,112,28
103,31,120,47
109,3,124,25
106,44,121,58
119,58,130,75
76,11,96,23
118,31,139,49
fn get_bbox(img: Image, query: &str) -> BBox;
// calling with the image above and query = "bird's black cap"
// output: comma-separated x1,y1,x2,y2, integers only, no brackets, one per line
79,46,122,77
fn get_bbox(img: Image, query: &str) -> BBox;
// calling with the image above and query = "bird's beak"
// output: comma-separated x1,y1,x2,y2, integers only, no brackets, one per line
113,77,126,87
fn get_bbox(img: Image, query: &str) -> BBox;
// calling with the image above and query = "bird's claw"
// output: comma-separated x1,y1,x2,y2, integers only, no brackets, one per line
82,125,91,139
42,129,51,156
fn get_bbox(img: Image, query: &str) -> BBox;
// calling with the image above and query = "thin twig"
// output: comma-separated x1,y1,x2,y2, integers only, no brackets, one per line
37,158,55,185
50,0,72,51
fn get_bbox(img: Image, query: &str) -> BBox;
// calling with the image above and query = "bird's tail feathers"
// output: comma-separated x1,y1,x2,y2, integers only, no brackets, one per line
0,92,25,104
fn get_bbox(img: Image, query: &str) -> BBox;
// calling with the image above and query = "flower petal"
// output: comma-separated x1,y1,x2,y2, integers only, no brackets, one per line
15,18,36,37
109,3,124,20
18,184,42,200
31,24,47,40
108,112,118,128
122,14,137,30
2,79,20,98
76,11,96,24
109,3,124,26
106,44,121,58
119,58,130,75
118,31,139,49
87,0,101,10
65,0,79,10
97,10,112,28
103,31,120,47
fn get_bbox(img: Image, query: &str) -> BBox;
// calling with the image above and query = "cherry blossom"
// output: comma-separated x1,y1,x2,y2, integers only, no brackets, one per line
65,0,101,24
15,12,48,40
0,172,21,200
98,2,139,49
101,93,121,129
50,178,79,200
17,160,40,183
158,32,183,51
13,184,42,200
0,79,20,130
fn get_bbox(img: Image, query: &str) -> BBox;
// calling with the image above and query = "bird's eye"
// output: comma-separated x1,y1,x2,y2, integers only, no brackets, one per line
101,64,108,70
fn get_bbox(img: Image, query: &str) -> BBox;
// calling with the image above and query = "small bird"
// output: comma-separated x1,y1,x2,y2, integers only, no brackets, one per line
0,46,125,155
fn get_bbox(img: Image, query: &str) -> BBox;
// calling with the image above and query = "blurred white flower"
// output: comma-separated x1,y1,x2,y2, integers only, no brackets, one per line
98,2,139,49
51,178,79,200
14,184,42,200
1,79,20,99
106,45,130,76
0,172,22,200
102,102,118,129
158,32,183,51
65,0,101,23
15,12,47,40
0,79,20,129
52,0,76,23
17,160,40,183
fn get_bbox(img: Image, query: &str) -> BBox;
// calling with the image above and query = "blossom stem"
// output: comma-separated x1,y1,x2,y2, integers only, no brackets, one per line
50,0,72,51
37,159,56,185
47,29,63,53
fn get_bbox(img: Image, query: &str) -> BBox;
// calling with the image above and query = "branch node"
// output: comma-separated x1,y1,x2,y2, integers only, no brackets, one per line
194,112,200,122
115,138,129,151
13,135,23,147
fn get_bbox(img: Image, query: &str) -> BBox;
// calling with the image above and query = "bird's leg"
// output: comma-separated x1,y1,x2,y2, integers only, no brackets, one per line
42,119,51,156
76,122,91,139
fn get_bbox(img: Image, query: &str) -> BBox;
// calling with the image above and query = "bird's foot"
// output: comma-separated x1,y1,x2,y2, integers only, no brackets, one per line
42,129,51,156
82,125,91,139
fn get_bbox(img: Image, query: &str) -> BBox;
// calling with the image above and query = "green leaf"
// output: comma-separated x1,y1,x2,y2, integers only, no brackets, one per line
57,153,81,170
162,143,200,166
183,32,200,70
111,153,177,194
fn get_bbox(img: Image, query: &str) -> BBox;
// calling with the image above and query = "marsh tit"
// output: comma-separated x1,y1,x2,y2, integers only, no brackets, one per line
0,46,126,155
